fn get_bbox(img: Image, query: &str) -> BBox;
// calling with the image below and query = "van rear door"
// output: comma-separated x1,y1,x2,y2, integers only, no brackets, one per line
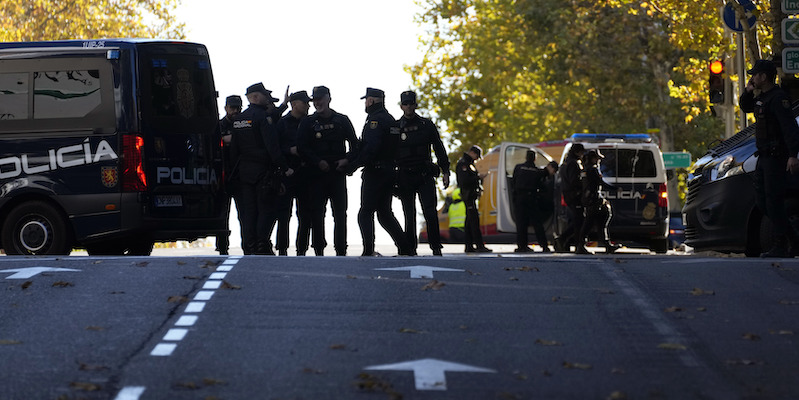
496,143,553,234
600,146,666,233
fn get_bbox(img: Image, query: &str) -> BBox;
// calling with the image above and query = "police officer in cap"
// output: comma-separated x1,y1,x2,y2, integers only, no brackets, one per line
395,90,450,256
275,90,312,256
456,145,492,253
511,149,550,253
297,86,359,256
556,143,586,252
217,95,242,255
578,150,619,254
230,82,293,255
740,59,799,257
348,87,410,256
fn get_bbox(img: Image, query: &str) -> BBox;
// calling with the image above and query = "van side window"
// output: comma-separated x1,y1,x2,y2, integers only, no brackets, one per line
0,73,29,120
34,70,101,119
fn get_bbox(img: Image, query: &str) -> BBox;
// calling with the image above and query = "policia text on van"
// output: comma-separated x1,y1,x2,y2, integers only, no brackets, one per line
0,39,227,255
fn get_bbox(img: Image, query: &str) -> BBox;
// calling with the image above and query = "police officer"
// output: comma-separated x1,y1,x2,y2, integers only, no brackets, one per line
740,59,799,257
275,90,311,256
511,150,549,253
395,90,450,256
456,145,492,253
578,150,619,255
556,143,586,253
217,95,242,255
297,86,359,256
348,87,410,256
229,83,293,255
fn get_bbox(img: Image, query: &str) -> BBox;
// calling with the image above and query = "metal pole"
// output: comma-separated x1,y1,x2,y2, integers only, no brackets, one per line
738,32,748,130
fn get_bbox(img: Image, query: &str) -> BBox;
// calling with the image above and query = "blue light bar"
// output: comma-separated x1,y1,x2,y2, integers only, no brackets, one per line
570,133,652,143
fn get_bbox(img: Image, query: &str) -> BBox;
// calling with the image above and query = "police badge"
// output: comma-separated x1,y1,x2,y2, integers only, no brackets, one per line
101,166,118,188
370,121,379,129
401,133,407,141
316,132,322,139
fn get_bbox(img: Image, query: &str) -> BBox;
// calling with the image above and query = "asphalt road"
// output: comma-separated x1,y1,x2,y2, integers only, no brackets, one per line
1,252,798,400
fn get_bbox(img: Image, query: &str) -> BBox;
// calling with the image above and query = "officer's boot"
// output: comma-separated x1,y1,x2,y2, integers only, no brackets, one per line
788,215,799,257
761,237,789,258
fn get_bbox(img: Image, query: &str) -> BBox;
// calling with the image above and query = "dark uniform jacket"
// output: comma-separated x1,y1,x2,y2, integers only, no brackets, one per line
559,154,582,206
219,116,235,175
456,153,481,195
350,103,398,170
297,110,358,170
276,112,303,170
581,165,605,208
512,161,547,197
229,104,287,184
740,86,799,157
396,113,449,173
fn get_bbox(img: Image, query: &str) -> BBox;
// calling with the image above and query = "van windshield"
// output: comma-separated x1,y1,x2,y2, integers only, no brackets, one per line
139,45,217,134
599,149,657,178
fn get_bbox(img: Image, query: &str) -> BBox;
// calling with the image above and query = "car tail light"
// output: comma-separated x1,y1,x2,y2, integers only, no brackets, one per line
560,194,567,207
658,183,668,208
122,134,147,192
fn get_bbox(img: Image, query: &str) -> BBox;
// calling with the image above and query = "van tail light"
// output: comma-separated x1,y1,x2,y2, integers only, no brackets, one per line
560,194,567,207
122,134,147,192
658,183,668,208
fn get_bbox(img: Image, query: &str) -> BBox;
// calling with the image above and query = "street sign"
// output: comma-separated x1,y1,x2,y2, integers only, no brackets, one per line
364,358,496,391
723,0,757,32
374,266,465,279
784,48,799,73
784,19,799,44
662,152,692,169
0,266,80,279
784,0,799,14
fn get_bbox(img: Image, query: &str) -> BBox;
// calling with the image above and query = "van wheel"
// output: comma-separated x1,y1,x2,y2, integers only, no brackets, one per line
2,201,72,255
651,238,669,254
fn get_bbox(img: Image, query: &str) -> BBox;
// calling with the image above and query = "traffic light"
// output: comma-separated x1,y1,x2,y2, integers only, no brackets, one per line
709,60,725,104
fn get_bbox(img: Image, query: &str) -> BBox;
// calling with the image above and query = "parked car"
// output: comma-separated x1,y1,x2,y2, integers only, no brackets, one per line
668,211,686,249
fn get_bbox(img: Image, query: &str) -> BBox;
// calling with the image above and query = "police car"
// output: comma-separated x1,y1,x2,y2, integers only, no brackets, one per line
554,134,670,253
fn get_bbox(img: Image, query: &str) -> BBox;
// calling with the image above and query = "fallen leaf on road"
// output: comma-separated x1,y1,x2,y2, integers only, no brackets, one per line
607,391,628,400
511,370,529,381
132,261,149,267
399,328,422,334
613,258,626,264
220,281,241,290
167,296,188,303
725,359,764,366
742,333,761,341
664,306,683,313
85,326,105,331
354,372,403,400
174,381,199,390
769,329,794,335
0,339,21,345
21,281,32,289
78,363,109,371
303,367,326,374
52,281,74,288
465,270,481,276
421,280,445,291
691,288,715,296
778,299,799,305
611,368,626,374
562,361,592,370
92,260,103,264
330,344,347,350
696,307,707,312
658,343,687,350
346,275,357,279
598,289,615,295
200,260,220,269
535,339,562,346
183,276,201,280
70,382,101,391
509,277,519,281
202,378,227,386
177,261,187,265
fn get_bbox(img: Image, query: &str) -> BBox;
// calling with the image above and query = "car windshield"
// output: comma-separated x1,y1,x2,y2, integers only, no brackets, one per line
599,149,657,178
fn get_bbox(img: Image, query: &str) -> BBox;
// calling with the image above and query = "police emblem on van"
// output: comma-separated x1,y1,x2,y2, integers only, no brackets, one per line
101,166,118,188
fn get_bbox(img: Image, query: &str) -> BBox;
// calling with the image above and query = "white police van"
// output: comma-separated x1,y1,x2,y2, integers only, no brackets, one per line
554,134,670,253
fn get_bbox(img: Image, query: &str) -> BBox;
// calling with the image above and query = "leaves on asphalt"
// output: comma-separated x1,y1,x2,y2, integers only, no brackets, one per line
0,339,21,345
398,328,423,334
78,362,109,371
509,277,519,281
303,367,326,375
69,381,101,391
200,260,220,269
725,359,764,366
657,343,687,350
132,261,149,268
85,326,106,331
778,299,799,305
167,296,188,303
174,378,227,391
177,260,187,265
421,280,445,291
742,333,761,341
769,329,794,335
535,339,562,346
504,266,539,272
220,280,241,290
354,373,403,400
21,281,32,289
52,281,74,288
690,287,715,296
329,344,347,350
607,391,629,400
562,361,592,370
664,306,683,313
598,289,615,295
183,276,201,280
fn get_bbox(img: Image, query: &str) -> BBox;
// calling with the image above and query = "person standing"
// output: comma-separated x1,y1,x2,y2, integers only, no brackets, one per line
296,86,359,256
511,150,549,253
456,145,492,253
577,150,619,254
395,90,450,256
740,59,799,257
229,83,293,255
217,94,242,255
275,90,311,256
348,87,410,256
447,187,466,243
556,143,586,253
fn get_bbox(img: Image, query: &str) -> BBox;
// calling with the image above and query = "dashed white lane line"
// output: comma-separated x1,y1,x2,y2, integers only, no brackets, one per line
150,343,177,357
162,328,188,341
113,386,146,400
184,301,206,313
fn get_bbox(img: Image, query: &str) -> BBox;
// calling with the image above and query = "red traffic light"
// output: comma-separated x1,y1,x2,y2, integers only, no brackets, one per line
709,60,724,74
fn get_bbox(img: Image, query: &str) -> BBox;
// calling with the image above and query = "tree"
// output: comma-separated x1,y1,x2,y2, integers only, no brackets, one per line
0,0,185,42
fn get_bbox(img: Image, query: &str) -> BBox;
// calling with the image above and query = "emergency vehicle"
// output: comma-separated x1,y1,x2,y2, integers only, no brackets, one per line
0,39,227,255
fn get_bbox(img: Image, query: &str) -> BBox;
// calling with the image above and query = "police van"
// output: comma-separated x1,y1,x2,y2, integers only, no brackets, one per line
554,134,670,253
0,39,227,255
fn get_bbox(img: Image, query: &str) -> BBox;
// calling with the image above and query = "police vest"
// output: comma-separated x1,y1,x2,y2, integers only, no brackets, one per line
397,117,433,168
309,113,349,160
449,200,466,229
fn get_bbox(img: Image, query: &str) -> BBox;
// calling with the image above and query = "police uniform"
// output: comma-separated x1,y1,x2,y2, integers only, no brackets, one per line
395,91,450,256
740,60,799,257
216,95,242,255
274,91,311,256
511,151,549,252
349,87,410,256
229,83,288,255
557,144,585,252
296,86,359,256
455,146,491,252
578,151,618,254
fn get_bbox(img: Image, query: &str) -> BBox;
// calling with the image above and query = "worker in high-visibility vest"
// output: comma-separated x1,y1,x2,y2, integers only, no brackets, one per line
447,187,466,243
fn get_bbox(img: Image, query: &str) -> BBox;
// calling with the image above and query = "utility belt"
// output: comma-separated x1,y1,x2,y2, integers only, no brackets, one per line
366,162,395,170
398,163,440,177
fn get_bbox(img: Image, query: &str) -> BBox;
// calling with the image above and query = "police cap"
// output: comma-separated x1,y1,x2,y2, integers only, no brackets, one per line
246,82,279,102
400,90,417,105
747,59,777,77
289,90,311,103
360,87,385,99
225,95,242,108
311,86,330,100
469,145,483,159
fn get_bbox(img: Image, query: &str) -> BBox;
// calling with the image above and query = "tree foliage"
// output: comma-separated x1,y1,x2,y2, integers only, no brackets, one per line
0,0,185,42
408,0,778,159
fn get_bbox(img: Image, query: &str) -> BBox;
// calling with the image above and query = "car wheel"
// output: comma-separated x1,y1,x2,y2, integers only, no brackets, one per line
1,201,72,255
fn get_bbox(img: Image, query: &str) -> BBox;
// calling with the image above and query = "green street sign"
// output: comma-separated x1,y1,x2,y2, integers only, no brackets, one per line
785,19,799,44
784,0,799,14
662,152,691,169
784,48,799,73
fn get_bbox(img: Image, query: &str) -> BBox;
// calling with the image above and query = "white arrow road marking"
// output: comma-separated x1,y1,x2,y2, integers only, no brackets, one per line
364,358,496,391
374,266,464,279
1,267,81,279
